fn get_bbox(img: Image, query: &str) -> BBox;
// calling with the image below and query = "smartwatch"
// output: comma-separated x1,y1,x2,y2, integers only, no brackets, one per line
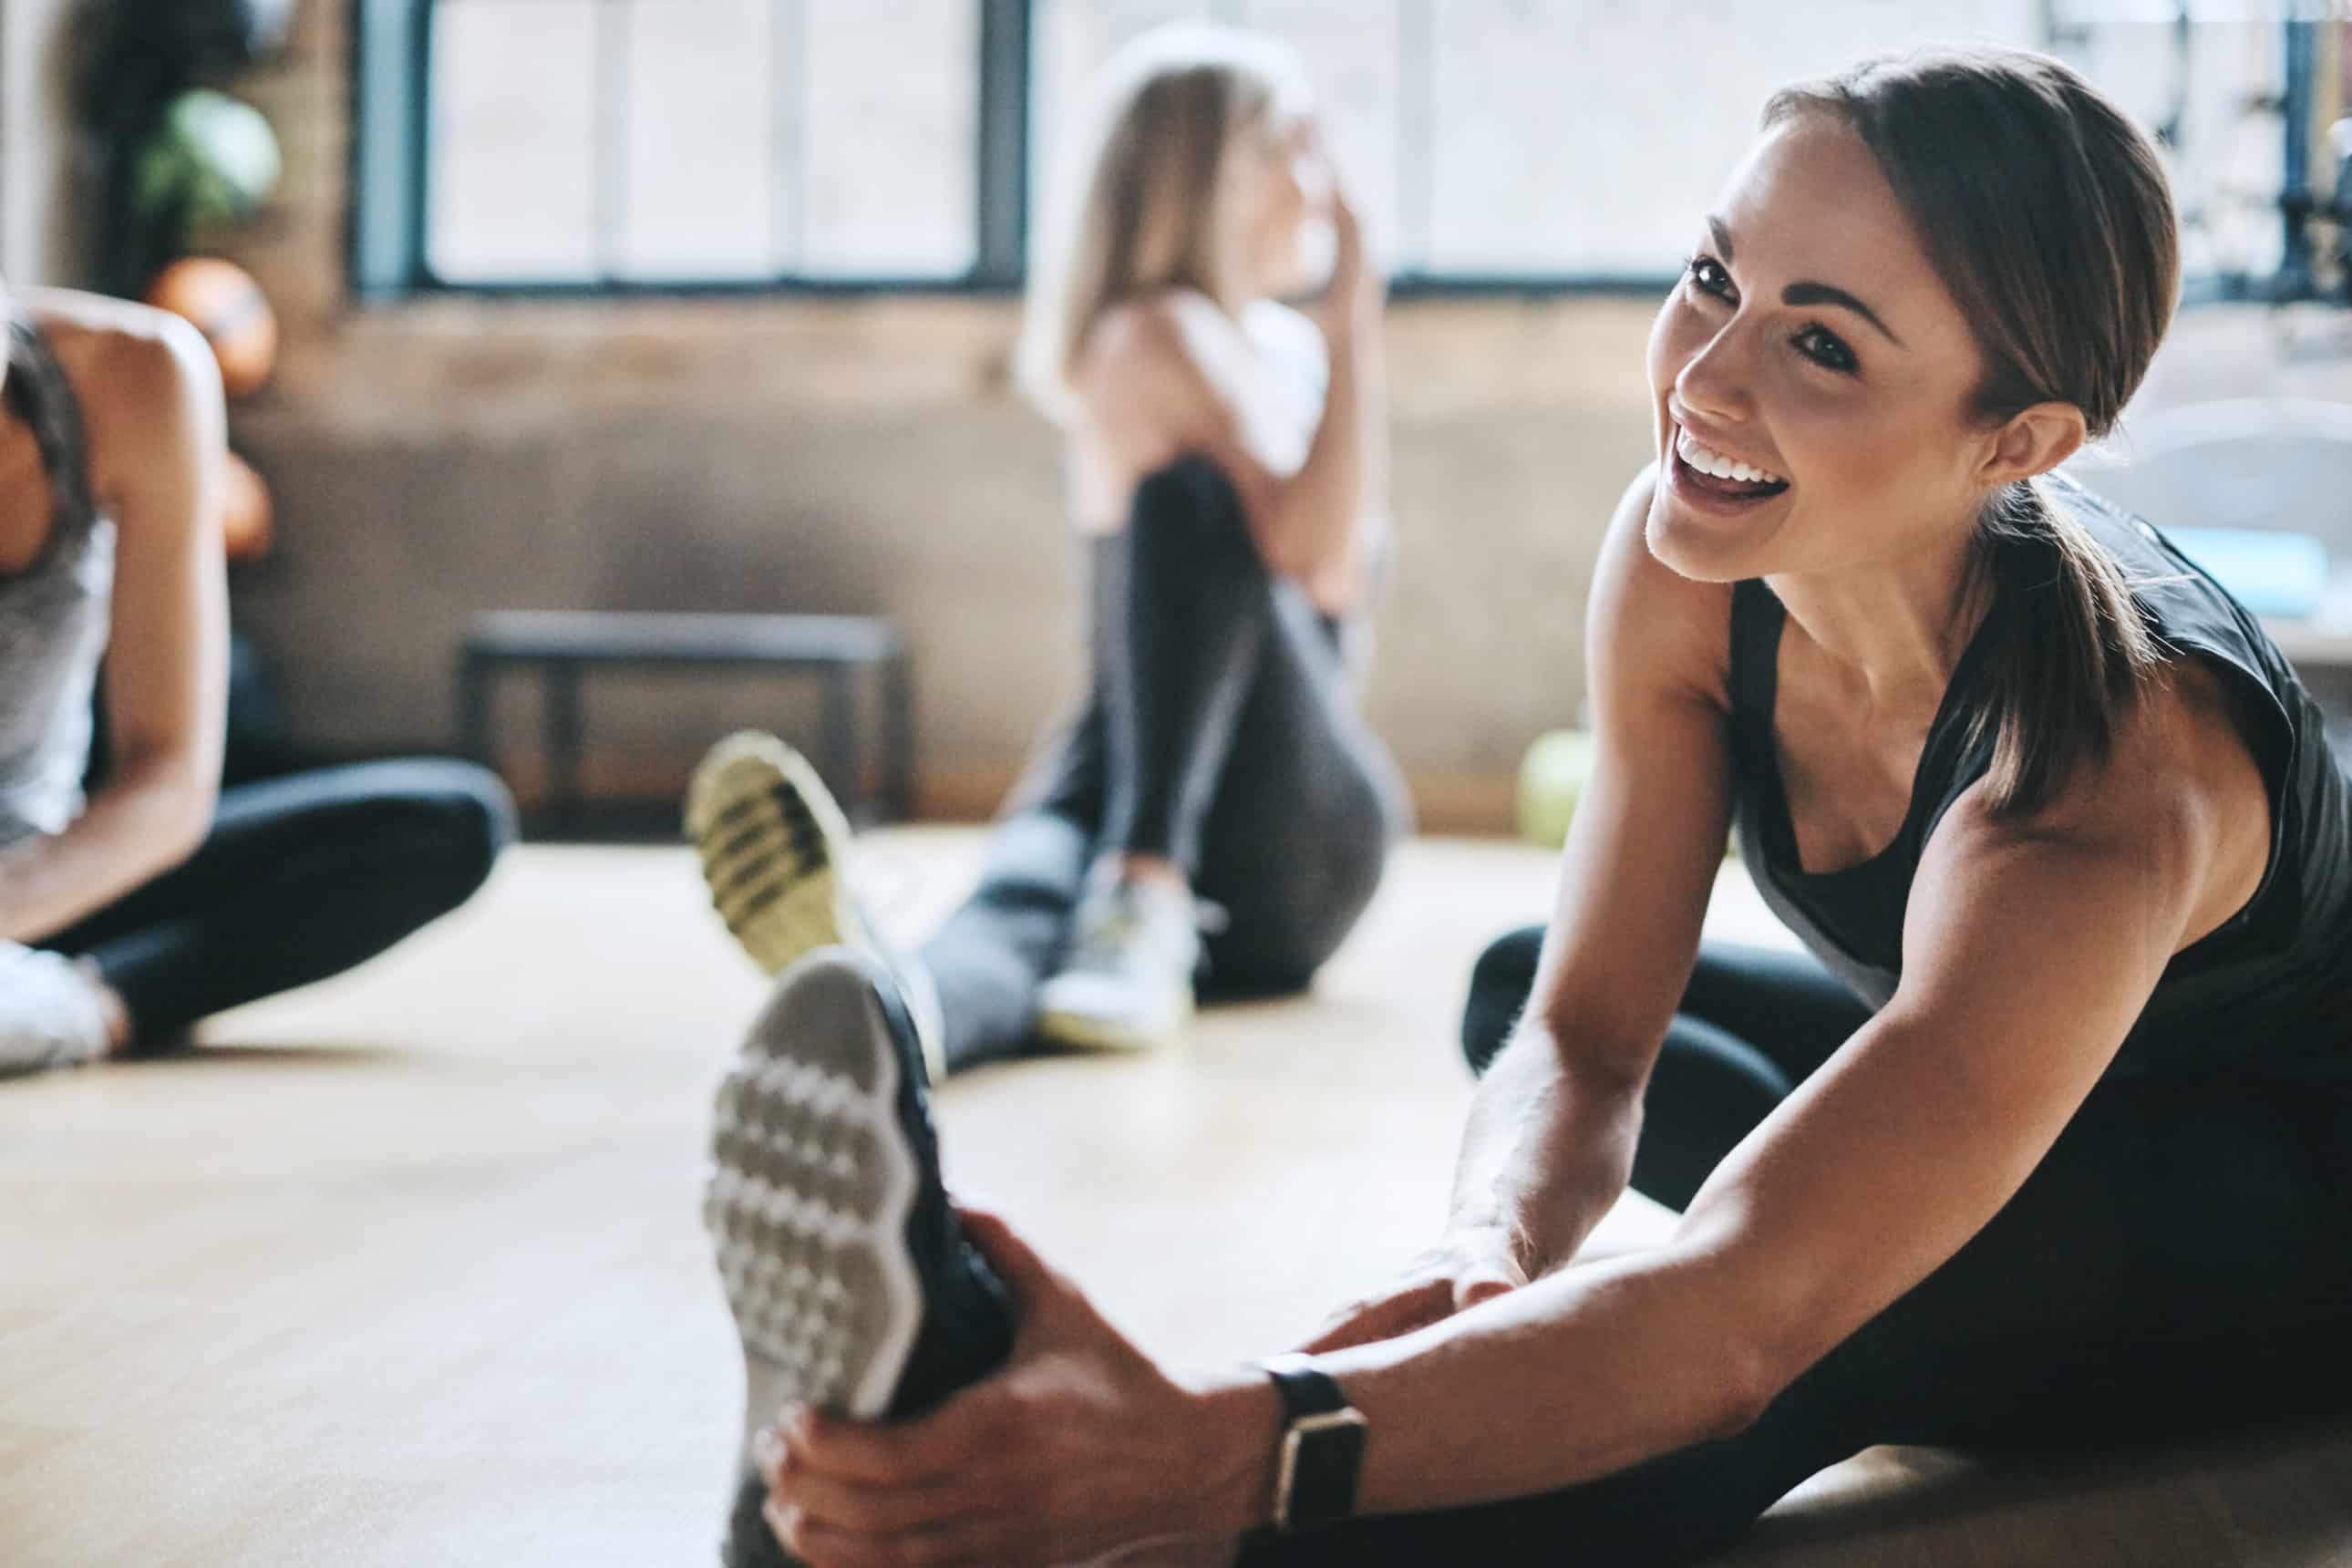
1254,1353,1368,1533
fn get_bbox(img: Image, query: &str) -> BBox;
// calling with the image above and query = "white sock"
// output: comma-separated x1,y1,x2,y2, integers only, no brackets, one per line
0,943,114,1078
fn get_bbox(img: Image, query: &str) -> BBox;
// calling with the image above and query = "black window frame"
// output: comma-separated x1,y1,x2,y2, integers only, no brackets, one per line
352,0,1032,297
355,1,2326,305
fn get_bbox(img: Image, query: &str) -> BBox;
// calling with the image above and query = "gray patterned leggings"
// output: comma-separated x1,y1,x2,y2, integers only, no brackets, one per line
923,457,1406,1073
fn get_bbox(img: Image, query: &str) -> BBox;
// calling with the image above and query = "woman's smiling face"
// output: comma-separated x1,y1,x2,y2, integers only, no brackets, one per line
1644,114,2005,585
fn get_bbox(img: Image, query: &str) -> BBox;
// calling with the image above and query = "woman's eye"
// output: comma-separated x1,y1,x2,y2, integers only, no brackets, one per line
1686,255,1734,299
1794,325,1858,374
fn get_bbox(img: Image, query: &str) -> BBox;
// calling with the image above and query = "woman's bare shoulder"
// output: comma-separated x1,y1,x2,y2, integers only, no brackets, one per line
17,288,220,506
1589,464,1735,714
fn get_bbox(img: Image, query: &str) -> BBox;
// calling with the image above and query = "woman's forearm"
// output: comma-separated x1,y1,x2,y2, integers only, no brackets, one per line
0,755,213,943
1448,1024,1645,1274
1184,1243,1772,1534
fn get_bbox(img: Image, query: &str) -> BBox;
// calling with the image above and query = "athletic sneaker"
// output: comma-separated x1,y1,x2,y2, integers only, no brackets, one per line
707,947,1016,1568
686,730,945,1083
1033,875,1205,1053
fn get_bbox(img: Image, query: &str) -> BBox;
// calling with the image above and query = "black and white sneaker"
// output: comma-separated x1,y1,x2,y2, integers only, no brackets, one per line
686,730,945,1082
706,947,1016,1568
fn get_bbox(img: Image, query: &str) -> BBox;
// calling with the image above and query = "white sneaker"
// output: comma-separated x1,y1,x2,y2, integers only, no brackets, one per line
686,731,947,1084
1034,876,1204,1052
0,944,113,1078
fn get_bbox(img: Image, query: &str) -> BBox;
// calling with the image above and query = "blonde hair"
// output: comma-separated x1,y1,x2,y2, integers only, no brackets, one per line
1015,23,1310,425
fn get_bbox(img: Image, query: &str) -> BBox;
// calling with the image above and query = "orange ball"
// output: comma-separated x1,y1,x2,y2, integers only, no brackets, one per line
221,451,273,562
144,257,277,399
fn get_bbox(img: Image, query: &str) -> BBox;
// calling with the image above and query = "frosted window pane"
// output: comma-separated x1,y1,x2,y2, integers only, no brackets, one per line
1426,0,2044,276
1240,0,1404,266
800,0,981,276
1029,0,1214,230
617,0,774,280
2062,12,2286,281
429,0,600,281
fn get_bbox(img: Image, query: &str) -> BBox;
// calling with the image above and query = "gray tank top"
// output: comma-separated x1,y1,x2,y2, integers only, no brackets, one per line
0,315,116,848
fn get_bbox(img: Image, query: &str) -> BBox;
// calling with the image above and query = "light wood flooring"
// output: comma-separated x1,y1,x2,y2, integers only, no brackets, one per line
3,832,2347,1566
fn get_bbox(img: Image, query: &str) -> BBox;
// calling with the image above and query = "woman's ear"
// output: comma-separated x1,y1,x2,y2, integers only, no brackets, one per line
1976,400,2087,488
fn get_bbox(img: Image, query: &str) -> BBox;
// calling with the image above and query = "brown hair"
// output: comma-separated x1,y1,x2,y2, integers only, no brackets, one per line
1765,47,2181,815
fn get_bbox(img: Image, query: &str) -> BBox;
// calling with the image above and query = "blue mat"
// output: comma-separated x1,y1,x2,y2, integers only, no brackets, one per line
2160,526,2328,620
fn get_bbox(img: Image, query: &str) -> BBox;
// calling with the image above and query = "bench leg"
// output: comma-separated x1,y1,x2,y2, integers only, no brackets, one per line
457,651,494,769
544,663,584,826
883,655,914,823
822,666,861,825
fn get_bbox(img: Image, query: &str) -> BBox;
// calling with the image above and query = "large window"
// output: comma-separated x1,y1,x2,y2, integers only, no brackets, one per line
362,0,994,288
355,1,2324,296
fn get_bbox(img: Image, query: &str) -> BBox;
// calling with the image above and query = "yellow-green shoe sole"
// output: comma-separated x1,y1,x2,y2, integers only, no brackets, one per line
686,731,870,980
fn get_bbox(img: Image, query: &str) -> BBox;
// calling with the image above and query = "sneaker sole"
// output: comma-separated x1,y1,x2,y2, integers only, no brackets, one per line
706,951,923,1427
1032,993,1193,1054
687,732,868,979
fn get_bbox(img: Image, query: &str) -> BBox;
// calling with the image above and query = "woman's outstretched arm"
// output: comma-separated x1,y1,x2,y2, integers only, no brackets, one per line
1238,651,2267,1521
1309,466,1733,1350
761,553,2268,1568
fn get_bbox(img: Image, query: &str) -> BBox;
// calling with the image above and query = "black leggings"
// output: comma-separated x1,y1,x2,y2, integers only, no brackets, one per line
1240,931,2352,1565
922,458,1405,1072
44,758,513,1040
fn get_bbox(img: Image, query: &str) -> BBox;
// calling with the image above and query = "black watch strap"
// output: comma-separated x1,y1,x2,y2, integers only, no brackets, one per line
1255,1354,1367,1533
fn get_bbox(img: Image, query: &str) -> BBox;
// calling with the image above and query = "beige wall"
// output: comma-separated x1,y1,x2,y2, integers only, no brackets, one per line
142,5,2352,827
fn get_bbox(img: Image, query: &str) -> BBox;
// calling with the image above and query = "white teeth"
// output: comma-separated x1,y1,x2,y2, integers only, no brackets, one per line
1676,429,1785,487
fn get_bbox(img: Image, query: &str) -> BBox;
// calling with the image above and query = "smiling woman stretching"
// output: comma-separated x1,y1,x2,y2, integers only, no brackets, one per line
717,46,2352,1568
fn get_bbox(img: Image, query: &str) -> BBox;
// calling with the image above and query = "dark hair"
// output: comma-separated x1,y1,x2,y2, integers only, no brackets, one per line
1765,48,2180,816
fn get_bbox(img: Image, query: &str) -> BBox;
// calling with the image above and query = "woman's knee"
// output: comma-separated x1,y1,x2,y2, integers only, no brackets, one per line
421,763,516,903
1124,455,1266,578
348,759,516,912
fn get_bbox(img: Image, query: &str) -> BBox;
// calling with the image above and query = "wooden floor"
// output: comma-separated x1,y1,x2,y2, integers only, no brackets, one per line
4,832,2347,1567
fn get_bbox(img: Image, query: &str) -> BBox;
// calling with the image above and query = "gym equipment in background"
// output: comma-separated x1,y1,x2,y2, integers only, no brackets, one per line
74,0,296,297
2049,5,2350,308
1517,728,1595,851
132,89,282,242
143,256,277,399
2077,399,2352,762
140,256,279,562
220,452,272,562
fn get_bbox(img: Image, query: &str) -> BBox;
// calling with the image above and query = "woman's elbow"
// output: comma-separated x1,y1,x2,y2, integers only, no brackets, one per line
173,777,219,858
1699,1333,1789,1439
1664,1248,1821,1441
130,749,220,866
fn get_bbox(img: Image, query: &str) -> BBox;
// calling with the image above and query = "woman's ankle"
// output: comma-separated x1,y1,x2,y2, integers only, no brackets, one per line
73,959,135,1057
1098,851,1190,896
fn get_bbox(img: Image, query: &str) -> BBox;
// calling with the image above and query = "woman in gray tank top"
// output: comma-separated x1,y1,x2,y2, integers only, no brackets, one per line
0,279,513,1077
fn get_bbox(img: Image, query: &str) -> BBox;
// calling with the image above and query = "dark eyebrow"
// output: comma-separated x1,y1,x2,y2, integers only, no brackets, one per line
1706,212,1906,349
1781,282,1905,347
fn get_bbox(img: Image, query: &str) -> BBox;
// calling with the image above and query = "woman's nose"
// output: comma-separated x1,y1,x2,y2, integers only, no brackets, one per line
1674,327,1753,424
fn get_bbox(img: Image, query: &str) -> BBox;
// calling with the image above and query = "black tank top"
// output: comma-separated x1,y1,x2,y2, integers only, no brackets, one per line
1729,472,2352,1084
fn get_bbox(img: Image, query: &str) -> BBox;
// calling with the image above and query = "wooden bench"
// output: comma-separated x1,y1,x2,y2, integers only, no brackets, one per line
456,611,912,830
